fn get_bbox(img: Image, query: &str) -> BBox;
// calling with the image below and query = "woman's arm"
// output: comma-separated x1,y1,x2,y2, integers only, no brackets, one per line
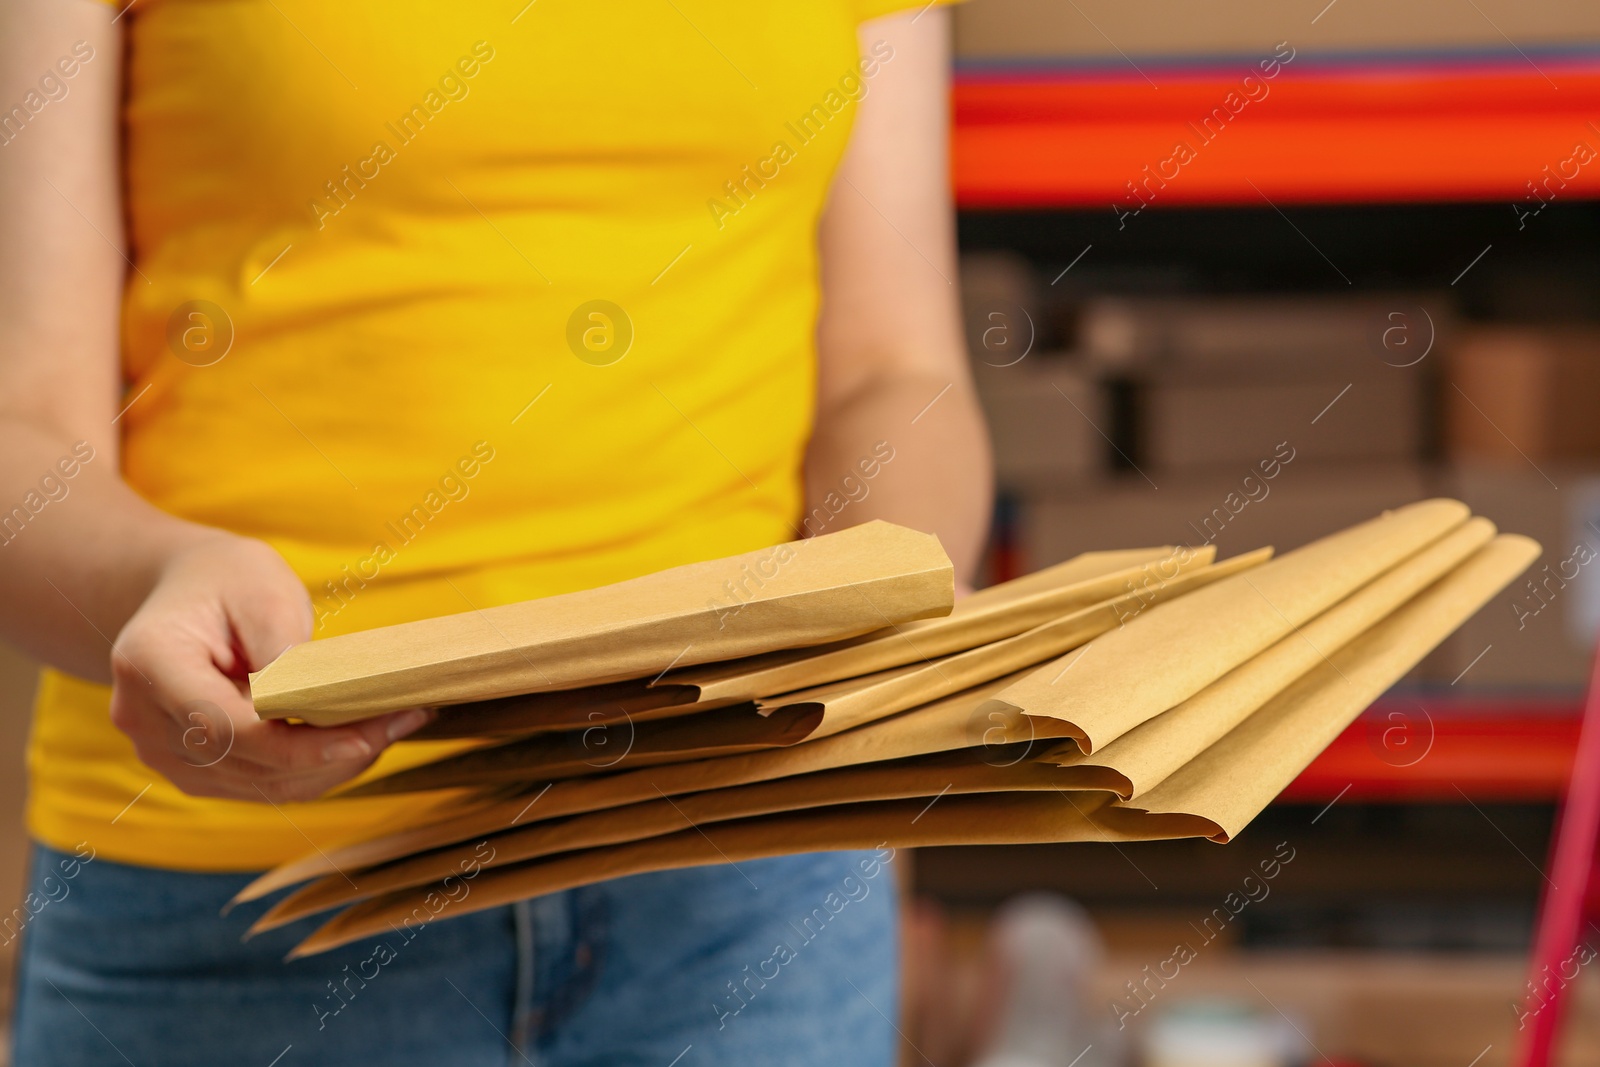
0,0,423,801
0,0,173,671
810,8,992,588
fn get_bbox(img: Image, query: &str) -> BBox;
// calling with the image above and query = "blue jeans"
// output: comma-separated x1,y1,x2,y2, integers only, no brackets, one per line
10,843,899,1066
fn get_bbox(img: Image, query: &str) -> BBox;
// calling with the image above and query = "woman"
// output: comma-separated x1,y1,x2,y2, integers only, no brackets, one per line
1,0,989,1063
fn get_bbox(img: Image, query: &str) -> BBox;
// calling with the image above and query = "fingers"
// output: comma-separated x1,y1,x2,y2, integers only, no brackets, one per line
216,540,314,676
116,678,431,802
223,709,434,802
230,708,432,777
109,567,433,802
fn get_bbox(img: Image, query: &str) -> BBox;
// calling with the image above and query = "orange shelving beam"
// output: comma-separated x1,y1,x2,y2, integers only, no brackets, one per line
953,58,1600,208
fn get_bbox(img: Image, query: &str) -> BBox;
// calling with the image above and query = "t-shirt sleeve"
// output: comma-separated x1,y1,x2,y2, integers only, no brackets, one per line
854,0,962,22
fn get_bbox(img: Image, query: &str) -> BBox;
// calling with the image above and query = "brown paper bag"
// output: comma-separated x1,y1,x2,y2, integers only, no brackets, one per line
252,520,954,725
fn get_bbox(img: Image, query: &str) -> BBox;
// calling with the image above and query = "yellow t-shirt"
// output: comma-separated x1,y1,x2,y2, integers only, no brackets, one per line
31,0,945,871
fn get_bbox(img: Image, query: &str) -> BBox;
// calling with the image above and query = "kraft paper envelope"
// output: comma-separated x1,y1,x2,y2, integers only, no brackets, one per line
289,790,1210,958
339,555,1226,797
412,679,713,741
337,703,826,797
272,517,1471,927
235,671,1035,904
1103,533,1539,841
664,546,1212,706
286,536,1534,959
353,554,1262,796
978,498,1470,753
251,520,954,725
255,506,1537,958
257,529,1346,900
341,560,1257,797
253,748,1095,931
758,549,1271,739
1058,517,1498,797
412,547,1199,741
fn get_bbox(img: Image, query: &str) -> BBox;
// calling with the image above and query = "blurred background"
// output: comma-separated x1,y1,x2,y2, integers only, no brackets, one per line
7,1,1600,1064
924,0,1600,1064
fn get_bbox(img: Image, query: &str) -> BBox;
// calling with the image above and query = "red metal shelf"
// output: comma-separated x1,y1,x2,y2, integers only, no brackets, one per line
952,58,1600,208
1281,697,1581,804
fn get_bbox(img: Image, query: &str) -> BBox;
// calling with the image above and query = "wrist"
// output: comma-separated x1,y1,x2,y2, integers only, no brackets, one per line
110,510,241,615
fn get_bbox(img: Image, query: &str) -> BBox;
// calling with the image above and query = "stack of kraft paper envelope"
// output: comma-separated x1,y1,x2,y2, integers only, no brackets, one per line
234,502,1536,958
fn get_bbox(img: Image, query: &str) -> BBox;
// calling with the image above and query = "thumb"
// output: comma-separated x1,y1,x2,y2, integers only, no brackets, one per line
225,572,315,677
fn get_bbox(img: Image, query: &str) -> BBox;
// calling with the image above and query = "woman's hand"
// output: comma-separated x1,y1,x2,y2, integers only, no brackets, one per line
108,534,430,803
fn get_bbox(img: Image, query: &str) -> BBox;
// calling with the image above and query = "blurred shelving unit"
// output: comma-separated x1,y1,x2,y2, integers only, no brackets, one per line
947,15,1600,807
1291,698,1581,803
930,9,1600,1062
940,35,1600,1004
952,56,1600,210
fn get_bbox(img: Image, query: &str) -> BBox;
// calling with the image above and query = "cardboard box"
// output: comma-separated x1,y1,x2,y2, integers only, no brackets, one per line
1069,294,1443,472
1423,463,1600,689
954,0,1600,62
970,354,1106,488
1020,463,1435,567
1140,370,1427,471
1444,326,1600,465
959,251,1042,370
1078,294,1454,375
1017,460,1589,688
